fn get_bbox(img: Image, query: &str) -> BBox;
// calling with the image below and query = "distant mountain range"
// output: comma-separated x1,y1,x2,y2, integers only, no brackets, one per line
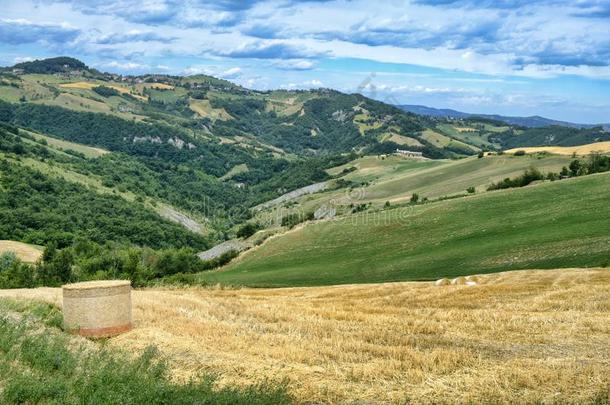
398,104,609,131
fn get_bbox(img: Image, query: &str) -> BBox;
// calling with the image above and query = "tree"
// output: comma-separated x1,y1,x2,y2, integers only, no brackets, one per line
236,222,260,239
467,187,475,194
410,193,419,204
569,160,582,176
42,242,57,263
52,250,74,283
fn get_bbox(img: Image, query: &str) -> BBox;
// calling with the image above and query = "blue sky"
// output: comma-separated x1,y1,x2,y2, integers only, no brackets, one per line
1,0,609,123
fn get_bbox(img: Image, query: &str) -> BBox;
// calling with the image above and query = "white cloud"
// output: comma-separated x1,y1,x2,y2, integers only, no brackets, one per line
274,59,315,70
280,79,324,89
101,61,150,70
220,66,242,79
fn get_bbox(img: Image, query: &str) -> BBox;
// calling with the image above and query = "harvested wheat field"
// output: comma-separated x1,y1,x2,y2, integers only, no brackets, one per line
0,240,43,263
1,268,609,404
506,141,610,155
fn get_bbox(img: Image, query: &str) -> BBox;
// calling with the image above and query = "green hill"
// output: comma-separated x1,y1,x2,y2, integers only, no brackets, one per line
200,172,610,287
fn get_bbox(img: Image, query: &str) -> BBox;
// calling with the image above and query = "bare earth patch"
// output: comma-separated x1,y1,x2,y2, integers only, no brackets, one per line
1,268,609,404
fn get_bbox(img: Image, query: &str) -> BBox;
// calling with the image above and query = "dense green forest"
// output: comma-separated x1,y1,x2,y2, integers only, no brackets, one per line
210,91,434,155
0,161,207,250
0,102,352,219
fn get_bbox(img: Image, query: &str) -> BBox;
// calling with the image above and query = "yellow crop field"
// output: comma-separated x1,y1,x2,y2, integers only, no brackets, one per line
454,127,476,132
0,240,43,263
59,82,148,101
2,268,608,404
189,99,232,120
506,141,610,155
142,83,174,90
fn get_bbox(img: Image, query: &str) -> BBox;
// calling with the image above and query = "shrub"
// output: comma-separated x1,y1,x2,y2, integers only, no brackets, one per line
487,167,544,191
466,186,476,194
514,150,526,156
410,193,419,204
236,222,260,239
92,86,121,98
281,212,314,228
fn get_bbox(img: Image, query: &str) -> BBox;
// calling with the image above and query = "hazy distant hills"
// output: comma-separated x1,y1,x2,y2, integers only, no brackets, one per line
398,104,609,131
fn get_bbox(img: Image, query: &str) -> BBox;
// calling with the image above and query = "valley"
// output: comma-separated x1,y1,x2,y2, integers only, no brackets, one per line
1,56,609,404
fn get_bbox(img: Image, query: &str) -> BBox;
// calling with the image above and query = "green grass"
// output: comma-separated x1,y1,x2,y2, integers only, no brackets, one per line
200,172,610,287
0,299,291,405
275,154,573,221
219,163,249,181
24,129,109,158
436,123,500,149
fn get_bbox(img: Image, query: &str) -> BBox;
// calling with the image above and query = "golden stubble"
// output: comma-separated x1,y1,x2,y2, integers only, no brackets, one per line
1,268,609,404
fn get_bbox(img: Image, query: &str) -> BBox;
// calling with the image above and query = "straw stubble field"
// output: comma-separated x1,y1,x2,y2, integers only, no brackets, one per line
1,268,609,404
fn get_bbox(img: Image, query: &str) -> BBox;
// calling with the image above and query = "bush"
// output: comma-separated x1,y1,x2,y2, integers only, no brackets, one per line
236,222,260,239
410,193,419,204
514,150,526,156
488,167,544,191
466,186,476,194
281,212,314,229
92,86,121,98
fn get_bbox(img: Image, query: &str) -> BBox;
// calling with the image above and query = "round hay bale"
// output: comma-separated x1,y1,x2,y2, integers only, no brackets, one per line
62,280,132,338
434,278,451,286
451,276,467,285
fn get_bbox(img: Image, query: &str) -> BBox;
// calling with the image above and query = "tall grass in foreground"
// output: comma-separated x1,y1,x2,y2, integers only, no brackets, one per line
0,299,291,405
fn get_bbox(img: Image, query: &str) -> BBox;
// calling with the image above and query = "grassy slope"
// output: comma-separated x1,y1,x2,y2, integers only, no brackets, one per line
253,154,573,225
0,299,290,404
24,129,109,158
203,172,610,287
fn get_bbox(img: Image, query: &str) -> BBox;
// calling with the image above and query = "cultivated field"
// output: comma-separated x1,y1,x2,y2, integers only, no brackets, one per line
59,81,147,100
217,172,610,287
0,240,43,263
267,153,573,222
1,268,609,404
506,141,610,155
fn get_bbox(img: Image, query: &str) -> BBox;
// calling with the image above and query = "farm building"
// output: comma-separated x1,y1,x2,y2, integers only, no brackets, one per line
395,149,423,158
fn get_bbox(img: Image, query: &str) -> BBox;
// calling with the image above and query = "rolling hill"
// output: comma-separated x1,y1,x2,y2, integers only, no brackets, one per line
1,56,608,288
399,104,610,130
200,172,610,287
249,153,575,228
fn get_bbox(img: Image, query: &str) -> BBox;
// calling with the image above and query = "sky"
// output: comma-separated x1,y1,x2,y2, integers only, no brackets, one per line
1,0,609,123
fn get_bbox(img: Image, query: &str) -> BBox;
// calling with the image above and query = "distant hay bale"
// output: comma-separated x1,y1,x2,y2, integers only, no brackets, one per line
434,278,451,286
62,280,132,338
451,276,467,285
465,275,480,285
